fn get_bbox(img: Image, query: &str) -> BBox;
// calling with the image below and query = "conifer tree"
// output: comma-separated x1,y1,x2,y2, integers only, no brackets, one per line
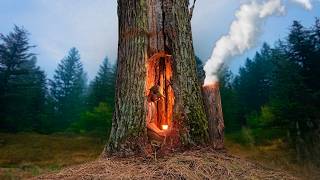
49,47,87,129
0,26,46,132
88,57,116,109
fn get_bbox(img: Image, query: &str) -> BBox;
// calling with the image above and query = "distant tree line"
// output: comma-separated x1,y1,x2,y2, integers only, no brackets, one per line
217,19,320,164
0,26,115,135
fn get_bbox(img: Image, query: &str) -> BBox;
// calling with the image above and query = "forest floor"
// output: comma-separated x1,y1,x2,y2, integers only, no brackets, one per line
0,133,103,179
0,133,319,180
34,148,296,180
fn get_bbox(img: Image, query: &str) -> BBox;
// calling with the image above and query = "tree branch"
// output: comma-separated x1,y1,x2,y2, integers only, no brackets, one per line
189,0,197,19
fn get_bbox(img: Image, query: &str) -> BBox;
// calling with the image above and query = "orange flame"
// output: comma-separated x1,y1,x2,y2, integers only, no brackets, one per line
146,51,174,129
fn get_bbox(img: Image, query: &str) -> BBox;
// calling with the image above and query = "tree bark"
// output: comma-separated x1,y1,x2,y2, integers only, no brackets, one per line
162,0,209,144
202,83,224,149
105,0,149,156
105,0,209,156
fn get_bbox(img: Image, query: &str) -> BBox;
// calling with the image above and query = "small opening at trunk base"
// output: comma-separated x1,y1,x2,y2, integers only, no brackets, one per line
146,51,174,136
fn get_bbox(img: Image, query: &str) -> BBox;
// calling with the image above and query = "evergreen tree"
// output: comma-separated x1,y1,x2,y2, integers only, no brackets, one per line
270,21,320,162
314,18,320,51
217,19,320,164
49,47,87,130
0,26,47,132
234,43,274,125
195,56,205,85
87,57,115,109
312,18,320,108
218,68,241,132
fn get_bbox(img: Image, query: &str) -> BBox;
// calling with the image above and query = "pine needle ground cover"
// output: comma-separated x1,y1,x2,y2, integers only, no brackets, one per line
35,148,294,180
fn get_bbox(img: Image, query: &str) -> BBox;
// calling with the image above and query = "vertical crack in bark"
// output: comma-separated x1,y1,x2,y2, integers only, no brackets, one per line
161,0,167,52
106,0,213,156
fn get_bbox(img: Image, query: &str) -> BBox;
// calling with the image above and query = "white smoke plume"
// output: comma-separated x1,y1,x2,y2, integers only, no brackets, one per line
203,0,285,85
291,0,312,10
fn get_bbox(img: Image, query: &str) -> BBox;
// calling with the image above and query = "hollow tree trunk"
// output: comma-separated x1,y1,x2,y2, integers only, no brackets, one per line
105,0,208,156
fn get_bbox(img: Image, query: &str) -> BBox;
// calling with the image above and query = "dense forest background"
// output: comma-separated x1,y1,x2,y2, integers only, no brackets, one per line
0,26,115,136
0,19,319,165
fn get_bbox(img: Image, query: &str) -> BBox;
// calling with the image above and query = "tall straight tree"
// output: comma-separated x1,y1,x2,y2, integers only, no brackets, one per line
234,43,274,120
218,68,241,132
106,0,209,155
0,26,47,132
49,47,87,130
88,57,116,109
271,21,320,162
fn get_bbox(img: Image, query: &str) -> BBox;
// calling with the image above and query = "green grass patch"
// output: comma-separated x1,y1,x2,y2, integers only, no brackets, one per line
0,133,105,179
225,133,320,179
226,127,285,146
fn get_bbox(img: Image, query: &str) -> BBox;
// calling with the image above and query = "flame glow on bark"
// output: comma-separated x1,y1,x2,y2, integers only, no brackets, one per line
146,51,174,130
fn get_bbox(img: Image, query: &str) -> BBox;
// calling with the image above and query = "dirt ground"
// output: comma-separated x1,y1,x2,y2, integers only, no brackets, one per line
34,148,296,180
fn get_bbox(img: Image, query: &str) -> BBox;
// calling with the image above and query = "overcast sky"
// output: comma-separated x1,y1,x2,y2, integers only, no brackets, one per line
0,0,319,80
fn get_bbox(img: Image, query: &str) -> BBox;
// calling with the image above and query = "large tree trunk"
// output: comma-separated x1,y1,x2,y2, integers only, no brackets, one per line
105,0,209,156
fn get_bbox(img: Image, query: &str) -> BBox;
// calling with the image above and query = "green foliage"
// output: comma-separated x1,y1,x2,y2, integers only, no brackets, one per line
87,57,116,109
0,26,47,132
195,56,205,84
235,43,274,118
0,133,104,179
227,128,285,146
49,47,87,130
226,128,255,146
269,20,320,163
71,103,113,136
218,19,320,164
219,68,242,132
246,106,275,128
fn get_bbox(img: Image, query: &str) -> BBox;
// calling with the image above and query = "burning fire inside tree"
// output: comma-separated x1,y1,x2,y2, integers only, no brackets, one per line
161,124,168,130
145,51,224,149
146,51,174,133
105,0,229,156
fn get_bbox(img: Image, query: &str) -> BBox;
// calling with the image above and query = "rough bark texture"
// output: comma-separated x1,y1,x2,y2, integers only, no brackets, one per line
202,83,224,149
161,0,208,144
106,0,149,156
106,0,209,156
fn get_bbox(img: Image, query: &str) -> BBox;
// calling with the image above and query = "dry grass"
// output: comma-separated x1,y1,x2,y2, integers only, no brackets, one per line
35,148,295,180
225,139,320,180
1,133,319,180
0,133,104,179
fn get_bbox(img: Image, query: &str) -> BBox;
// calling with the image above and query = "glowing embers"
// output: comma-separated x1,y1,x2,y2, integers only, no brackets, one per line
162,124,168,130
146,51,174,132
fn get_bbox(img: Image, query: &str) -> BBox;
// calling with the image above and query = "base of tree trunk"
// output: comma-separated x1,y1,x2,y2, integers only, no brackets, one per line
102,135,148,157
202,83,225,149
103,131,186,158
